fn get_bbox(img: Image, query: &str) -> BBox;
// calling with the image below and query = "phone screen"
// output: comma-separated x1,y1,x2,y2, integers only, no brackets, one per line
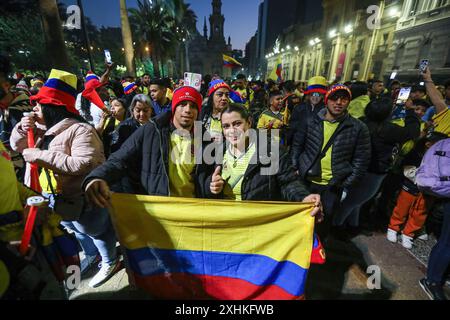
390,71,397,80
419,59,429,73
104,49,112,64
396,87,411,105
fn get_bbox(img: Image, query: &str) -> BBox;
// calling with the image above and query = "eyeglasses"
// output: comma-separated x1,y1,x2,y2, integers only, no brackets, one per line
328,95,350,103
311,92,323,97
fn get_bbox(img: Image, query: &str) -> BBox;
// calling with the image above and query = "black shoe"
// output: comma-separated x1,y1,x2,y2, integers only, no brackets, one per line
419,278,448,300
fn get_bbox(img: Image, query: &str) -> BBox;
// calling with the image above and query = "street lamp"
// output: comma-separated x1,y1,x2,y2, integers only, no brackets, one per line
309,39,315,46
344,24,353,34
389,7,400,17
286,45,291,50
329,29,337,38
294,46,299,51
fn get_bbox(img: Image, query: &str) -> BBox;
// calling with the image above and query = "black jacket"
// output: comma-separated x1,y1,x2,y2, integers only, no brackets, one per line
287,102,325,146
83,111,214,198
363,109,421,174
208,137,310,201
291,110,371,189
110,117,141,153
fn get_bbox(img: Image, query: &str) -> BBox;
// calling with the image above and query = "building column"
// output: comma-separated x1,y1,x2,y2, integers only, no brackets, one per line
342,36,354,81
362,0,384,80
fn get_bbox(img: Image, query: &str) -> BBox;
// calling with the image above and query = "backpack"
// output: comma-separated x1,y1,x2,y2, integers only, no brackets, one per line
416,138,450,198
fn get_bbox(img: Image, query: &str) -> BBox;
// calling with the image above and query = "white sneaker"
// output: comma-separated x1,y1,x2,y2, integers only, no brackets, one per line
417,233,429,241
387,228,398,243
401,234,414,249
88,259,120,288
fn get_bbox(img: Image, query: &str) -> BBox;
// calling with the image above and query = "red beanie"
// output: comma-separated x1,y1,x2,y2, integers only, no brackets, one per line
171,86,203,114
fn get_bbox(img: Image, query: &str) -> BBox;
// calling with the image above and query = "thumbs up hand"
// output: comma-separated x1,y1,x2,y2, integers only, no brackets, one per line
210,166,225,195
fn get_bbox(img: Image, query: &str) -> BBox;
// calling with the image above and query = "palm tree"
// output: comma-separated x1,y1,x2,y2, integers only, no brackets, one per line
179,2,198,33
168,1,197,76
38,0,71,70
120,0,135,76
129,0,179,78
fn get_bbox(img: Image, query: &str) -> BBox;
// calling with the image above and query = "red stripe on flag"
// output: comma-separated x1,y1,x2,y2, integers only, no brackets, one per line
132,273,305,300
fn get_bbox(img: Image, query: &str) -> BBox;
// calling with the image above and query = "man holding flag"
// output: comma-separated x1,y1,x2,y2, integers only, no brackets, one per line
83,86,216,205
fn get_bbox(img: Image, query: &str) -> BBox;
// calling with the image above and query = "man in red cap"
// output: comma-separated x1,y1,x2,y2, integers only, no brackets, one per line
83,86,216,204
291,84,371,240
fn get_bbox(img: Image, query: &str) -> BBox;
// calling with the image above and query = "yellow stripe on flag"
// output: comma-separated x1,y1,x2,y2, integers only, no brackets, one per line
109,194,315,270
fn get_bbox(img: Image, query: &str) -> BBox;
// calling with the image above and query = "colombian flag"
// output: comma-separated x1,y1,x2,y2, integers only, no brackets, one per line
110,194,317,300
269,56,283,82
223,54,242,68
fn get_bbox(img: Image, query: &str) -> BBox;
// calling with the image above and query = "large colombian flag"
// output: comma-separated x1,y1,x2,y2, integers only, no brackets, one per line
110,194,316,300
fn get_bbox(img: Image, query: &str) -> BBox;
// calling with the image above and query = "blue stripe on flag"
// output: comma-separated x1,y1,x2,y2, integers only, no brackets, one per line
126,248,308,296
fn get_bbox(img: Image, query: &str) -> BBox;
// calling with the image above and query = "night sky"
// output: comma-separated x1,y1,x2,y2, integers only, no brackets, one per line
60,0,262,52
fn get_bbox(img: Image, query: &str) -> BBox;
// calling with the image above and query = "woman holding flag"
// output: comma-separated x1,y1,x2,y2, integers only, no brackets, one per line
10,69,120,289
209,104,321,208
208,104,325,268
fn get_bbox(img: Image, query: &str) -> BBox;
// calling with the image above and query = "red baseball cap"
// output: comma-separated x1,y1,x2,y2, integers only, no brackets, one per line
171,86,203,114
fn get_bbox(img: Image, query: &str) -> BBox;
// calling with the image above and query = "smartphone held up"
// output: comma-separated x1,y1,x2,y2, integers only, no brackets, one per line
396,87,412,106
419,59,429,74
104,49,113,65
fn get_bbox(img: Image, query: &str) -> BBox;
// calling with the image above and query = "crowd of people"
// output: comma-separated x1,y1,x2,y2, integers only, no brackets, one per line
0,52,449,300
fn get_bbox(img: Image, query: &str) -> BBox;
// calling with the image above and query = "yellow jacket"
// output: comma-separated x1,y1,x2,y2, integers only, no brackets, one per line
257,109,284,129
0,141,36,242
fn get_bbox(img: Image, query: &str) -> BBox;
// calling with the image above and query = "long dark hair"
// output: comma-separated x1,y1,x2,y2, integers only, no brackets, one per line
110,97,130,119
80,95,92,119
41,104,88,130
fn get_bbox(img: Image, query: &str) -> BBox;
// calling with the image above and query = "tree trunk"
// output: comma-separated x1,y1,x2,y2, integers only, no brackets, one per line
161,57,165,78
151,50,161,78
119,0,135,77
38,0,71,71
